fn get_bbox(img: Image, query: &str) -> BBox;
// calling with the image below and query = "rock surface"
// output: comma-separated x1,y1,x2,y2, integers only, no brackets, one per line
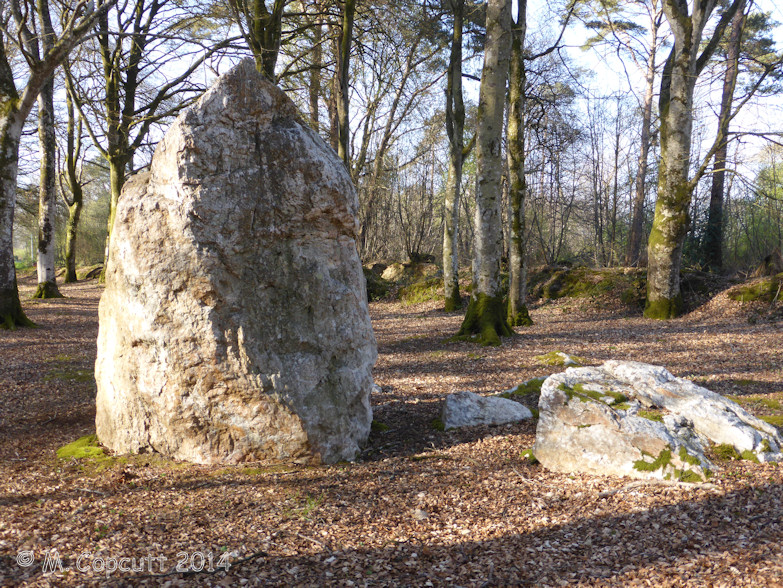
534,361,782,481
441,391,533,430
95,59,377,465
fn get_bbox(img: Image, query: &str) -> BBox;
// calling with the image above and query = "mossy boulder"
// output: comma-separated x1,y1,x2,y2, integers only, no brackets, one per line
398,277,443,305
726,273,783,303
534,361,783,482
534,351,583,367
528,266,645,305
381,262,439,283
364,268,391,301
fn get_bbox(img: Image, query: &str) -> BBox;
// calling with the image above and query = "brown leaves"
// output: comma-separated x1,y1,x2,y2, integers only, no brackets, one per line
1,278,782,586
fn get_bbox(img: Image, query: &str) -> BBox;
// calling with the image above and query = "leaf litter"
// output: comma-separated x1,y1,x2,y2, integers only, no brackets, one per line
0,277,781,586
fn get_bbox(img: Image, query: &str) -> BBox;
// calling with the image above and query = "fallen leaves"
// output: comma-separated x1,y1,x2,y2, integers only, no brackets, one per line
0,277,782,586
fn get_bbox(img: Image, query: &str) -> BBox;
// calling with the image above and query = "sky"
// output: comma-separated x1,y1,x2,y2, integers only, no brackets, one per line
523,0,783,184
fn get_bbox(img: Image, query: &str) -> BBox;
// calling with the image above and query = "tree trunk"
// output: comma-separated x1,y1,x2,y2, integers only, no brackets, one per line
644,0,744,319
626,15,660,267
704,1,745,272
33,77,63,299
335,0,355,166
443,0,465,312
645,52,695,318
455,0,514,346
506,0,532,326
0,114,34,328
308,9,323,130
102,157,127,280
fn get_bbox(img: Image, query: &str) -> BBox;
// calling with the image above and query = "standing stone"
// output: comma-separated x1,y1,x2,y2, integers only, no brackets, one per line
95,59,377,465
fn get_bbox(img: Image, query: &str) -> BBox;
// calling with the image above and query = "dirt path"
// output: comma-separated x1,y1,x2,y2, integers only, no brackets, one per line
0,279,781,586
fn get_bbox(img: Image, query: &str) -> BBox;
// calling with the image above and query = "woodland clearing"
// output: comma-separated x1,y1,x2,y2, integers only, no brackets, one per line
0,274,782,587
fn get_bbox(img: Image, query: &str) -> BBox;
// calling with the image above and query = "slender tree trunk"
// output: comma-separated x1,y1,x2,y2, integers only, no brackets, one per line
308,10,323,130
103,157,127,275
335,0,355,166
626,16,659,267
0,115,33,328
455,0,513,346
443,0,465,312
506,0,532,326
63,90,83,284
33,78,63,299
704,1,745,272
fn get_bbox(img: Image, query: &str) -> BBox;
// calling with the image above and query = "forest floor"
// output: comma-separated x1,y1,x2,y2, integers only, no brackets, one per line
0,274,782,587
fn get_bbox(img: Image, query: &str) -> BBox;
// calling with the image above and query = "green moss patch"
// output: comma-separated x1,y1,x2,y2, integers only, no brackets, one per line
431,418,446,431
521,449,539,465
761,415,783,427
502,377,545,398
740,450,761,463
398,277,443,305
558,383,628,407
678,446,702,467
712,444,741,461
535,351,583,367
371,420,390,433
57,435,107,461
633,447,672,472
726,274,782,303
638,410,664,422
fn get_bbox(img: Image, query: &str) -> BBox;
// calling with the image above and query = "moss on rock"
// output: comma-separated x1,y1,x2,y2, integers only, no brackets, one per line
726,274,782,303
713,444,741,461
633,447,672,472
535,351,583,367
398,277,443,305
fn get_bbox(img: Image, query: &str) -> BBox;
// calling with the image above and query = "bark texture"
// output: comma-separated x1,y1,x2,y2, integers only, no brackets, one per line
506,1,532,327
32,77,63,299
704,1,745,272
456,0,514,344
626,12,661,267
645,0,744,319
443,0,465,313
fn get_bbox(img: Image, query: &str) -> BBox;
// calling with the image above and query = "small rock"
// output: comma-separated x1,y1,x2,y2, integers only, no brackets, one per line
440,391,533,430
412,509,429,521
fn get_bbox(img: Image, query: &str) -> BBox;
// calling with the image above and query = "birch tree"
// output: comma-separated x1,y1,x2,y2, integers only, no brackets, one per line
0,0,114,328
29,0,61,298
644,0,744,319
454,0,513,345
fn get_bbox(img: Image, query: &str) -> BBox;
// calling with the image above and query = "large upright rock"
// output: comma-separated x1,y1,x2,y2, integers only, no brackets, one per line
95,59,377,465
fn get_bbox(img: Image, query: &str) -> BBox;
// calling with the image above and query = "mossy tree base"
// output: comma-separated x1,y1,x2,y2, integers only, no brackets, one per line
507,303,533,327
444,285,462,312
644,295,682,320
32,280,64,299
64,268,78,284
1,281,36,329
453,293,513,346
